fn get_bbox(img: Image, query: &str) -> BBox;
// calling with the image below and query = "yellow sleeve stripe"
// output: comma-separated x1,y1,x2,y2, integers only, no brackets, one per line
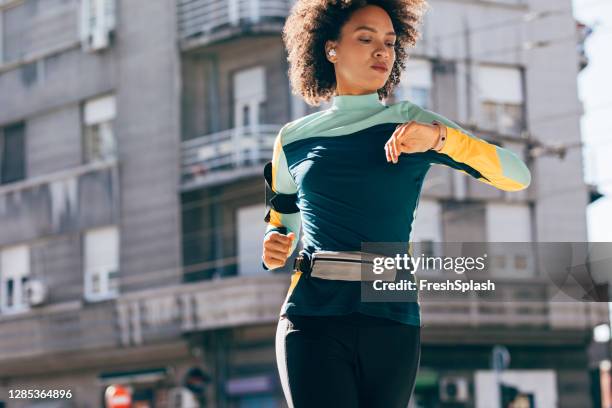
439,126,499,171
268,208,284,228
439,126,530,192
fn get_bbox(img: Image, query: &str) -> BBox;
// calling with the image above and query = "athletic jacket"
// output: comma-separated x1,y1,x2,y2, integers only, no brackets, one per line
263,92,531,326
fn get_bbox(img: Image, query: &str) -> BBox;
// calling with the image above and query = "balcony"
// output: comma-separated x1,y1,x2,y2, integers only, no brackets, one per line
181,124,280,191
116,274,608,347
116,274,288,346
0,160,120,247
420,277,610,344
177,0,294,50
0,300,117,364
0,274,606,367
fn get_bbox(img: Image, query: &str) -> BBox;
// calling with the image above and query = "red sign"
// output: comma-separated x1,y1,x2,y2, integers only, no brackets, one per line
105,384,132,408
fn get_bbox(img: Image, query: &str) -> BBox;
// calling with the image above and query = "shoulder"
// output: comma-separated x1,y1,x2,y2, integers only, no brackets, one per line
388,99,457,127
278,109,330,146
384,99,418,117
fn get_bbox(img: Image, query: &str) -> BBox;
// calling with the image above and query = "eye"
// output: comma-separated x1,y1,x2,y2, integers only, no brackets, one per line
359,38,371,43
386,43,395,47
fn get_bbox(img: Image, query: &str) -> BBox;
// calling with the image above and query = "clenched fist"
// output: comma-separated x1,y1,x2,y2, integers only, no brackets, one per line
262,231,296,270
384,121,441,163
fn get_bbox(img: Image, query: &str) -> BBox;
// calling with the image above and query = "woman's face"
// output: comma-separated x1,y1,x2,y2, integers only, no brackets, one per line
326,5,397,96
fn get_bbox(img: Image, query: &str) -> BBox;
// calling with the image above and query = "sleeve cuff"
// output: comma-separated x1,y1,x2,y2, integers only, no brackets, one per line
438,126,461,157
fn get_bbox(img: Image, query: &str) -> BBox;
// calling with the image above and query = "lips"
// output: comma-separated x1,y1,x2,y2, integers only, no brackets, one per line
371,65,387,73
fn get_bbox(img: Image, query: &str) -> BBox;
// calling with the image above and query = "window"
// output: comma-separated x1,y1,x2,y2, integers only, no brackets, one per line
477,65,524,134
237,204,268,275
396,58,432,109
485,203,533,277
79,0,116,51
83,94,116,163
0,245,30,314
233,66,266,129
232,66,266,166
84,226,119,301
482,101,522,134
0,122,26,184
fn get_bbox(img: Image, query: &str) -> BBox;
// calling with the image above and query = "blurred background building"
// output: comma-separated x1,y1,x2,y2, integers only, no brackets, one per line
0,0,609,407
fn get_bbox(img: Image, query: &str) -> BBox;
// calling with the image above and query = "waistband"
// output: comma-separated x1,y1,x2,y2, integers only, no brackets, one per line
293,250,397,282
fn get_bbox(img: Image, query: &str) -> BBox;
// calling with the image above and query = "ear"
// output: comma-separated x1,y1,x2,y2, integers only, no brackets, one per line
325,40,337,62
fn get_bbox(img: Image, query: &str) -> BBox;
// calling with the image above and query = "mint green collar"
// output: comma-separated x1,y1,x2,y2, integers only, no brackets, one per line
331,92,386,111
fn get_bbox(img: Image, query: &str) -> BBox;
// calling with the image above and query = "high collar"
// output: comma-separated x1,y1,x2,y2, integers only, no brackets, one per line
331,92,386,111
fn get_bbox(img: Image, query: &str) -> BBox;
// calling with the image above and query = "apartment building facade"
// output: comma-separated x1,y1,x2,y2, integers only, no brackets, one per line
0,0,608,407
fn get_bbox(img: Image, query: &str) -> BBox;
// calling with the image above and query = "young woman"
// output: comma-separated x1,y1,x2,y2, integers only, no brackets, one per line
261,1,531,407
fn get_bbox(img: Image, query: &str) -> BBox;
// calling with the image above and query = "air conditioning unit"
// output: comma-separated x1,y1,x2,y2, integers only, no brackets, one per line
25,279,48,306
439,376,469,403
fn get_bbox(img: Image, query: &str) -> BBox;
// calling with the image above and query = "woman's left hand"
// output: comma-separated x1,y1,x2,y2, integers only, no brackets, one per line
384,121,438,164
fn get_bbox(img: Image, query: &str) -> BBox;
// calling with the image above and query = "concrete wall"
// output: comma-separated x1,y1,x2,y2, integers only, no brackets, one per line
113,0,182,291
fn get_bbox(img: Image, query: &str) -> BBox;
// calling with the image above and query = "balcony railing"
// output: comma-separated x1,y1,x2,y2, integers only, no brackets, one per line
0,160,119,247
115,275,609,347
420,277,610,330
0,275,607,362
116,274,288,346
0,300,117,362
177,0,293,46
181,124,280,190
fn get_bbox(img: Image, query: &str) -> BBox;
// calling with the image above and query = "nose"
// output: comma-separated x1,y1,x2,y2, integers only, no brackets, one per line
374,46,389,60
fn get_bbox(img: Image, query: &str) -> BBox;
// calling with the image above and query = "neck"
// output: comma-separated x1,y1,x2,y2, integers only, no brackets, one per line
331,91,385,111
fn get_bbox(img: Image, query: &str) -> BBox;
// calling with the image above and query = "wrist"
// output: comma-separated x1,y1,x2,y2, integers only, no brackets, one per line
430,121,447,152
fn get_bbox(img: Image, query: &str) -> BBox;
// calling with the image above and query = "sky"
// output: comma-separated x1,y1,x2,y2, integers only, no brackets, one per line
572,0,612,242
571,0,612,330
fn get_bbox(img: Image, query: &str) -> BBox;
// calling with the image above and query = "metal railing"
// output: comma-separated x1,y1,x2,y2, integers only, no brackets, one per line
420,277,610,330
181,124,281,186
0,275,606,357
177,0,293,41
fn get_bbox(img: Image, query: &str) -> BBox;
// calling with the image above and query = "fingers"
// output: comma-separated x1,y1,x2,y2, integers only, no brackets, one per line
265,237,293,254
267,232,294,245
264,252,287,267
386,121,430,162
392,130,400,163
385,142,392,162
386,125,403,164
263,232,296,269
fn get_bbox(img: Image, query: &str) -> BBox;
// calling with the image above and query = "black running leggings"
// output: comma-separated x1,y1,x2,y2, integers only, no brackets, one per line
275,312,421,408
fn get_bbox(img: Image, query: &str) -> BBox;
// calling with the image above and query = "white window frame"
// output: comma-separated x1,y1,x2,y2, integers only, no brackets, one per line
233,65,266,129
84,225,119,301
477,65,523,134
79,0,116,52
232,66,266,166
0,245,31,314
83,93,117,163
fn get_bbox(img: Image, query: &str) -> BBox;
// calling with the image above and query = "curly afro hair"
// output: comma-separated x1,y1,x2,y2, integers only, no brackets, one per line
282,0,429,106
